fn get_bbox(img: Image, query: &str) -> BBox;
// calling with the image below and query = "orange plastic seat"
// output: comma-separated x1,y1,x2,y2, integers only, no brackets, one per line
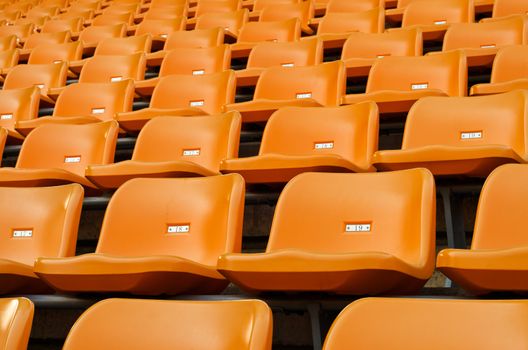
0,298,34,349
136,45,230,95
0,122,118,189
194,9,248,41
259,1,314,35
91,12,134,26
316,8,385,49
218,168,435,294
0,23,34,42
58,8,95,21
343,50,467,114
134,17,186,39
62,299,272,349
226,61,345,123
117,70,236,132
86,112,241,189
21,31,71,55
442,16,526,67
492,0,528,18
437,164,528,294
78,23,127,48
326,0,383,13
0,184,83,293
373,90,528,176
142,6,188,21
400,0,474,41
470,45,528,96
27,41,83,65
101,1,140,15
323,298,528,349
35,174,245,295
341,28,423,78
221,103,378,183
0,87,40,143
235,38,323,87
40,17,84,33
15,80,134,135
230,18,301,59
0,35,17,51
0,49,20,73
25,5,60,19
194,0,241,18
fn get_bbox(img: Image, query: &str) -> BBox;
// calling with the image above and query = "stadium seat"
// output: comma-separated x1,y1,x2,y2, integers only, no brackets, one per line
0,35,17,51
146,27,225,65
373,90,528,176
91,12,134,26
0,184,83,294
86,112,241,189
316,8,385,49
0,23,34,42
0,121,118,190
437,164,528,294
492,0,528,18
226,60,345,123
194,8,249,40
48,52,146,100
218,169,436,294
0,49,20,73
230,18,301,59
40,17,84,33
192,0,241,18
249,0,301,17
310,0,383,26
27,41,83,65
134,17,186,40
0,87,40,143
323,298,528,349
141,5,188,21
20,31,70,59
221,103,378,183
135,45,230,96
0,298,34,349
470,45,528,96
77,23,127,51
62,299,272,350
399,0,474,40
3,62,68,106
15,79,134,135
117,70,236,132
259,1,314,35
25,5,60,19
235,36,323,87
341,28,423,78
342,50,467,114
442,16,526,67
34,174,245,295
58,8,95,21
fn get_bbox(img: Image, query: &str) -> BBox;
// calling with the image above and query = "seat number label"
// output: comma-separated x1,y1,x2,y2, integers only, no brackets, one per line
0,113,12,120
183,149,200,156
64,156,81,163
192,69,205,75
281,63,294,67
110,76,123,82
345,224,371,232
461,131,482,139
314,142,334,149
434,20,447,25
13,229,32,237
480,44,495,48
92,108,105,114
34,83,45,89
167,224,190,234
190,100,205,107
296,92,312,99
411,83,428,90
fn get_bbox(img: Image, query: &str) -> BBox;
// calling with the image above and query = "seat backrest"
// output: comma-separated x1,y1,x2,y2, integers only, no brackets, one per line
59,8,94,20
79,52,146,82
402,0,474,27
259,1,313,29
493,0,528,18
149,0,187,8
195,8,248,35
78,23,127,46
341,28,423,59
23,31,70,50
0,298,34,350
323,298,528,350
401,91,528,161
0,86,40,130
53,79,135,121
253,60,346,106
247,37,323,69
489,45,528,83
91,11,133,26
94,34,152,55
25,5,59,19
40,17,83,33
443,16,526,51
252,0,300,11
0,49,20,69
366,50,467,96
195,0,241,17
17,121,119,176
266,170,435,271
0,35,17,51
0,23,34,40
135,17,186,37
102,2,139,15
150,70,236,114
28,41,83,64
143,6,188,20
4,62,68,93
0,184,83,266
260,102,378,170
326,0,383,13
95,174,245,265
237,18,301,43
164,27,224,49
159,45,230,77
471,164,528,250
317,8,384,35
133,112,241,172
63,299,272,350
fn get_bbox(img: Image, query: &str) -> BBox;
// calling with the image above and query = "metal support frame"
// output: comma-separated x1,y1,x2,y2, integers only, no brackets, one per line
307,303,323,350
